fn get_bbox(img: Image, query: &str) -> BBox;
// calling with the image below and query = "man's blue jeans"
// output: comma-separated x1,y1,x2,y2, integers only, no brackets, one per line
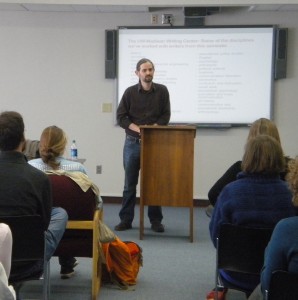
46,207,68,261
119,136,163,224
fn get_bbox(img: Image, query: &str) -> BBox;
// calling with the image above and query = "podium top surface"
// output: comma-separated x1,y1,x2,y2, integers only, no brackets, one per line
139,125,196,131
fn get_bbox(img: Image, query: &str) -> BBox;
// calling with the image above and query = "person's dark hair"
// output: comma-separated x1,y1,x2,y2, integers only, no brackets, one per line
242,134,285,175
136,58,155,71
0,111,24,151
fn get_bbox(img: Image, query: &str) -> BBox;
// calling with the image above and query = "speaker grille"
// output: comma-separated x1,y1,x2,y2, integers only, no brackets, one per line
105,30,117,79
274,28,288,79
276,29,287,59
106,30,115,61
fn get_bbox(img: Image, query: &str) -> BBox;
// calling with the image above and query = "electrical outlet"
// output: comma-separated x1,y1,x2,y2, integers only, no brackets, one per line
102,103,112,113
162,14,173,25
151,14,158,24
96,165,102,174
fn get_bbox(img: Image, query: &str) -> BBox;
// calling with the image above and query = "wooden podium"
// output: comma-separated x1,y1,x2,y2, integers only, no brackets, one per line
139,125,196,242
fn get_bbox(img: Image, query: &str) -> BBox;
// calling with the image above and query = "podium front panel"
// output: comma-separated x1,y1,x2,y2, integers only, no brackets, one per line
140,126,195,207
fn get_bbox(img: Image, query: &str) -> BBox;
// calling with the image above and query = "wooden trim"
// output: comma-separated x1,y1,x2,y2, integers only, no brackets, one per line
101,196,209,207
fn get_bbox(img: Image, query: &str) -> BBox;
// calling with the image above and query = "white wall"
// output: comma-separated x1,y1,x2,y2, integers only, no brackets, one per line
1,8,298,200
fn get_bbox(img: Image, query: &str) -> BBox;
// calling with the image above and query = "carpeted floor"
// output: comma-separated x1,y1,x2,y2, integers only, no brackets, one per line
20,203,247,300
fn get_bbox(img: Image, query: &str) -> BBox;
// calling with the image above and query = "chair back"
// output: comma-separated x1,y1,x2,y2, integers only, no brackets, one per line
266,270,298,300
217,223,273,275
48,174,97,257
48,174,96,220
0,215,45,263
0,215,50,300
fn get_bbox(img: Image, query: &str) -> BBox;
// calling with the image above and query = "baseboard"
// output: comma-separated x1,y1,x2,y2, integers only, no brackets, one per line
101,196,209,207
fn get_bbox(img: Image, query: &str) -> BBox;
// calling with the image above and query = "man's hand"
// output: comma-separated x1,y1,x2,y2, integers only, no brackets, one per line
128,123,140,134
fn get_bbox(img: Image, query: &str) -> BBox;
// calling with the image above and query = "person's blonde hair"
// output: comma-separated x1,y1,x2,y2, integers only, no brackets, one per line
241,134,285,175
247,118,281,145
286,157,298,206
39,126,67,169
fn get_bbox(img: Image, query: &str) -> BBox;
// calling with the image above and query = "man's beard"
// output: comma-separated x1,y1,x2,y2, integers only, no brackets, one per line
144,75,153,82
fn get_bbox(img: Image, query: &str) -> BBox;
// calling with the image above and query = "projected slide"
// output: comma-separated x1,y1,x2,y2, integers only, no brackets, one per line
117,26,275,126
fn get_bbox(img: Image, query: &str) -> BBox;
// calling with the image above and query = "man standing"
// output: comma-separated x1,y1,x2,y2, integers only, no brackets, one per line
115,58,171,232
0,111,68,279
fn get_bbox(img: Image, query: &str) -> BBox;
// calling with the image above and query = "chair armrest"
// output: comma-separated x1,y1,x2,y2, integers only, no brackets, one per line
67,221,93,230
66,209,103,230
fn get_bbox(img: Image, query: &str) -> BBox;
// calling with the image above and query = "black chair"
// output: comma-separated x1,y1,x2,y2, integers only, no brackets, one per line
265,270,298,300
215,223,273,299
0,215,50,300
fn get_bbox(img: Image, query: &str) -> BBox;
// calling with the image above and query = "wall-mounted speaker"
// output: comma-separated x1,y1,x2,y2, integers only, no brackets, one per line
274,28,288,80
105,30,117,79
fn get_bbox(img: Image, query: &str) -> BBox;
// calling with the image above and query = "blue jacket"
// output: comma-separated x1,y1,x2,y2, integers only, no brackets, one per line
209,172,296,291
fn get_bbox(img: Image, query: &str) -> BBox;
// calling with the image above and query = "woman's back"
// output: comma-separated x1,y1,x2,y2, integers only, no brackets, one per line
209,172,295,245
208,135,296,294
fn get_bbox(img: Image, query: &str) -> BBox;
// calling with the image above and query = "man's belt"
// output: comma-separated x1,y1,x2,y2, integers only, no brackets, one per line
126,135,141,143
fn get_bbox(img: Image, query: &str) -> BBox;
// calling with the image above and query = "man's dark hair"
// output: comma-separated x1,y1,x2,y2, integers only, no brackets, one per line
0,111,25,151
136,58,155,71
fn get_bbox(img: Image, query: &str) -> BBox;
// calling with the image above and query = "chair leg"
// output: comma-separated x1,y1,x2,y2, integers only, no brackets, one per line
14,285,21,300
92,245,101,300
92,210,102,300
48,262,51,300
215,275,225,300
43,260,51,300
12,282,23,300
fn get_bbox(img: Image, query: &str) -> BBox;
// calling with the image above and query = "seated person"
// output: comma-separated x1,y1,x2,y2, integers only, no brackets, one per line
23,139,40,160
207,134,296,300
0,223,15,299
249,157,298,300
0,111,67,282
29,125,100,279
29,126,86,174
206,118,291,217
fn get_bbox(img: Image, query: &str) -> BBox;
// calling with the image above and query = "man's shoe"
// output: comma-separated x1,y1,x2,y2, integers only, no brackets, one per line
60,258,79,279
151,221,165,233
114,221,132,231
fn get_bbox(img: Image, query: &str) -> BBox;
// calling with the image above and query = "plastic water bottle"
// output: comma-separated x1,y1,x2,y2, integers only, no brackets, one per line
70,140,78,160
